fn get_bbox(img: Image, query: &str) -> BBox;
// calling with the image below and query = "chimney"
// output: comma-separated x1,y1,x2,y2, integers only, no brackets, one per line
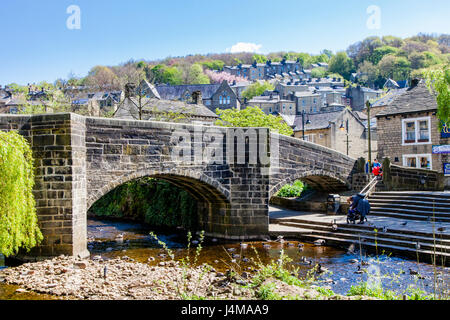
410,78,420,90
125,83,136,98
192,91,202,105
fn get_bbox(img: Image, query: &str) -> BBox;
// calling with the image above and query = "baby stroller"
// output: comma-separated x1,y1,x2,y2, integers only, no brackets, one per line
347,209,368,224
347,194,370,224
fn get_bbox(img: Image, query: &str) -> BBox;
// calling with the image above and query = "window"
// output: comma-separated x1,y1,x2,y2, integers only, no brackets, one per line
402,117,431,145
419,120,429,142
219,96,223,104
226,96,231,105
269,107,272,113
305,134,316,143
403,154,432,170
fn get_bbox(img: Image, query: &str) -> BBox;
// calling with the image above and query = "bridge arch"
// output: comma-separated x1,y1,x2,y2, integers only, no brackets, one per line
269,170,351,198
87,168,231,210
87,168,232,236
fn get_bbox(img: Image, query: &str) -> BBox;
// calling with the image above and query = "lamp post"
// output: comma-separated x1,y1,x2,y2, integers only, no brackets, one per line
340,118,349,156
366,101,372,168
302,110,311,141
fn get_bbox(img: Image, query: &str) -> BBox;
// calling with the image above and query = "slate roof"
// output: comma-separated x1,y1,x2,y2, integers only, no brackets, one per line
370,88,407,108
155,84,221,100
114,97,218,121
293,110,343,131
376,80,437,117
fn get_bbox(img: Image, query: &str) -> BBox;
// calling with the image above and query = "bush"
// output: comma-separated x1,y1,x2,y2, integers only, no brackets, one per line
276,180,306,198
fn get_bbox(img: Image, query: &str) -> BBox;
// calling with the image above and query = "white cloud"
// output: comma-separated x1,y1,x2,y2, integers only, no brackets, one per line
227,42,262,53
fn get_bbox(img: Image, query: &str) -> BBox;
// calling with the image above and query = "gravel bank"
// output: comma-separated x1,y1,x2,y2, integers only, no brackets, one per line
0,255,371,300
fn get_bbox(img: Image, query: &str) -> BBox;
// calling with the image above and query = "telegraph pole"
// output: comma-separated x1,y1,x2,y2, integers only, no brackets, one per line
366,101,372,168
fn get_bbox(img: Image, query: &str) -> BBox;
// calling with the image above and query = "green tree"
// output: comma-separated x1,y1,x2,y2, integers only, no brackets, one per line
253,54,268,63
357,61,379,87
370,46,400,65
0,131,43,256
328,51,354,80
378,55,411,81
215,106,293,136
187,64,210,85
426,64,450,126
311,67,327,78
201,60,225,70
241,81,275,100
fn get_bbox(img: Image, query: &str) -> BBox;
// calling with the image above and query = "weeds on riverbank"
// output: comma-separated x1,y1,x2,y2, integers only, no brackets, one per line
148,231,448,300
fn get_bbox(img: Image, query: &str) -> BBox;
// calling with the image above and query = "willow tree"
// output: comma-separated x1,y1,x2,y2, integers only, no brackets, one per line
426,64,450,127
0,131,42,257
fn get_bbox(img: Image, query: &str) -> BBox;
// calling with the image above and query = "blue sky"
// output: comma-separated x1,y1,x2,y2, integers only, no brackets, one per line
0,0,449,85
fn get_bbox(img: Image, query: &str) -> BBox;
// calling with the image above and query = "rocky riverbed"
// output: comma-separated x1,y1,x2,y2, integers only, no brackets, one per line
0,255,371,300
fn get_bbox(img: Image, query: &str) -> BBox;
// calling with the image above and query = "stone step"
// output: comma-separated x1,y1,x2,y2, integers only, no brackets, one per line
370,206,450,217
270,216,450,240
371,193,450,203
369,199,450,210
370,210,450,223
272,221,450,251
269,226,450,266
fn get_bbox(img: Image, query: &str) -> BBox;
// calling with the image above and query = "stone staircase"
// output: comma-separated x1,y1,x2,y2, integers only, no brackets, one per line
269,215,450,266
369,192,450,223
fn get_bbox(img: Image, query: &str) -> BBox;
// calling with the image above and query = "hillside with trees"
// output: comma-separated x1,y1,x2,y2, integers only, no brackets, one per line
6,33,449,92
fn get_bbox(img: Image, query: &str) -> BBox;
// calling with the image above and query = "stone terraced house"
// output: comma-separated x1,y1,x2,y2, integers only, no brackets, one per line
376,79,450,187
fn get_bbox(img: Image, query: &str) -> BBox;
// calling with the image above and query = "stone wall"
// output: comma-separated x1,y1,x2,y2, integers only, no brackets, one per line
270,133,357,196
384,164,443,191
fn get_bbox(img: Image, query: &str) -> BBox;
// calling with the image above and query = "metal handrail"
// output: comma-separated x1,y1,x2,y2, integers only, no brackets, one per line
361,175,379,199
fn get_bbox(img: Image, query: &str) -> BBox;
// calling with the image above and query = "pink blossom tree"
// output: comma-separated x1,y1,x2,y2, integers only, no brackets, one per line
205,69,248,84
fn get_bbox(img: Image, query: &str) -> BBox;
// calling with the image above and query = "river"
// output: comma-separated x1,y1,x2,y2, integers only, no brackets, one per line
1,218,448,299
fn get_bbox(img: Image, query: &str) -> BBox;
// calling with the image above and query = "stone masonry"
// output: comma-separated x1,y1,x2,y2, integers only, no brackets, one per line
0,113,358,258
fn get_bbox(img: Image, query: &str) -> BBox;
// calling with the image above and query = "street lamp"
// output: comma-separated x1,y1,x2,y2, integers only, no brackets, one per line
302,110,311,141
340,119,349,156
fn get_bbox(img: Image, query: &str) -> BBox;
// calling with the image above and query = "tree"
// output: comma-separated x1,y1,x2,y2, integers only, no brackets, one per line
378,55,411,81
215,106,293,136
370,46,399,65
0,131,43,256
321,49,334,59
86,66,120,90
204,70,247,84
311,67,326,78
252,54,267,64
296,53,312,67
147,64,183,85
241,81,275,100
426,64,450,126
186,64,210,85
328,51,354,80
357,61,379,87
201,60,225,70
382,35,404,48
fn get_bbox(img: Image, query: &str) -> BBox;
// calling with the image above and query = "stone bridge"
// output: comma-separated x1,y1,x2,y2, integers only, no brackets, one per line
0,113,357,258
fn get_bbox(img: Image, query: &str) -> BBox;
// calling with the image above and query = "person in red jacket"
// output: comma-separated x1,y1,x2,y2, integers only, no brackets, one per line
372,159,382,179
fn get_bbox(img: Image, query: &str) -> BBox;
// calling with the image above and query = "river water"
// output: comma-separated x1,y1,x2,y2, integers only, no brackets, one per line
1,218,449,300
